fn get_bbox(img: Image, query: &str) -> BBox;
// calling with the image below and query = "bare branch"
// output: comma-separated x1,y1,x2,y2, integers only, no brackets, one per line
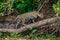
0,17,60,33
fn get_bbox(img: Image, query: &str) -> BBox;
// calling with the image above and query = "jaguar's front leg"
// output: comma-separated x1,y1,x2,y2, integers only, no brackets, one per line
14,17,23,29
25,16,36,24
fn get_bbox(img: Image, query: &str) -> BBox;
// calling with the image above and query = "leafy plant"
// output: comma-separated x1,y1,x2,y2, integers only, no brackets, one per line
39,32,56,39
53,0,60,16
31,29,37,34
0,0,40,15
0,2,5,16
0,32,3,37
14,0,40,13
9,33,23,38
0,0,14,16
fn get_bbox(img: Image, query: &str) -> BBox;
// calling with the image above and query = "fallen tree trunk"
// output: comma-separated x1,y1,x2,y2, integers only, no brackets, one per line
0,17,60,33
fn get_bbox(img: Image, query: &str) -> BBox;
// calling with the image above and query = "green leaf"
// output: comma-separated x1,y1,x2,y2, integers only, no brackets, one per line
10,33,15,37
35,0,40,3
16,4,27,9
0,32,3,37
32,29,37,34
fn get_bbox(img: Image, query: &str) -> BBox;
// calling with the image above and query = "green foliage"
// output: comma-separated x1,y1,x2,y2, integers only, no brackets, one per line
31,29,37,34
6,1,14,15
0,32,3,37
0,0,14,16
0,2,5,16
0,0,60,16
39,32,56,39
28,27,37,34
53,0,60,16
9,33,23,38
14,0,40,13
0,0,40,15
24,29,37,39
16,3,27,13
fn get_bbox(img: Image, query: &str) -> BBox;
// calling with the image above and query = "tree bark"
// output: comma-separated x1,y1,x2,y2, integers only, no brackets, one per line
0,17,60,33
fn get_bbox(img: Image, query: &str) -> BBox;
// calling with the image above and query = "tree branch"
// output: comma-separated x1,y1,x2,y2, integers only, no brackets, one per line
0,17,60,33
